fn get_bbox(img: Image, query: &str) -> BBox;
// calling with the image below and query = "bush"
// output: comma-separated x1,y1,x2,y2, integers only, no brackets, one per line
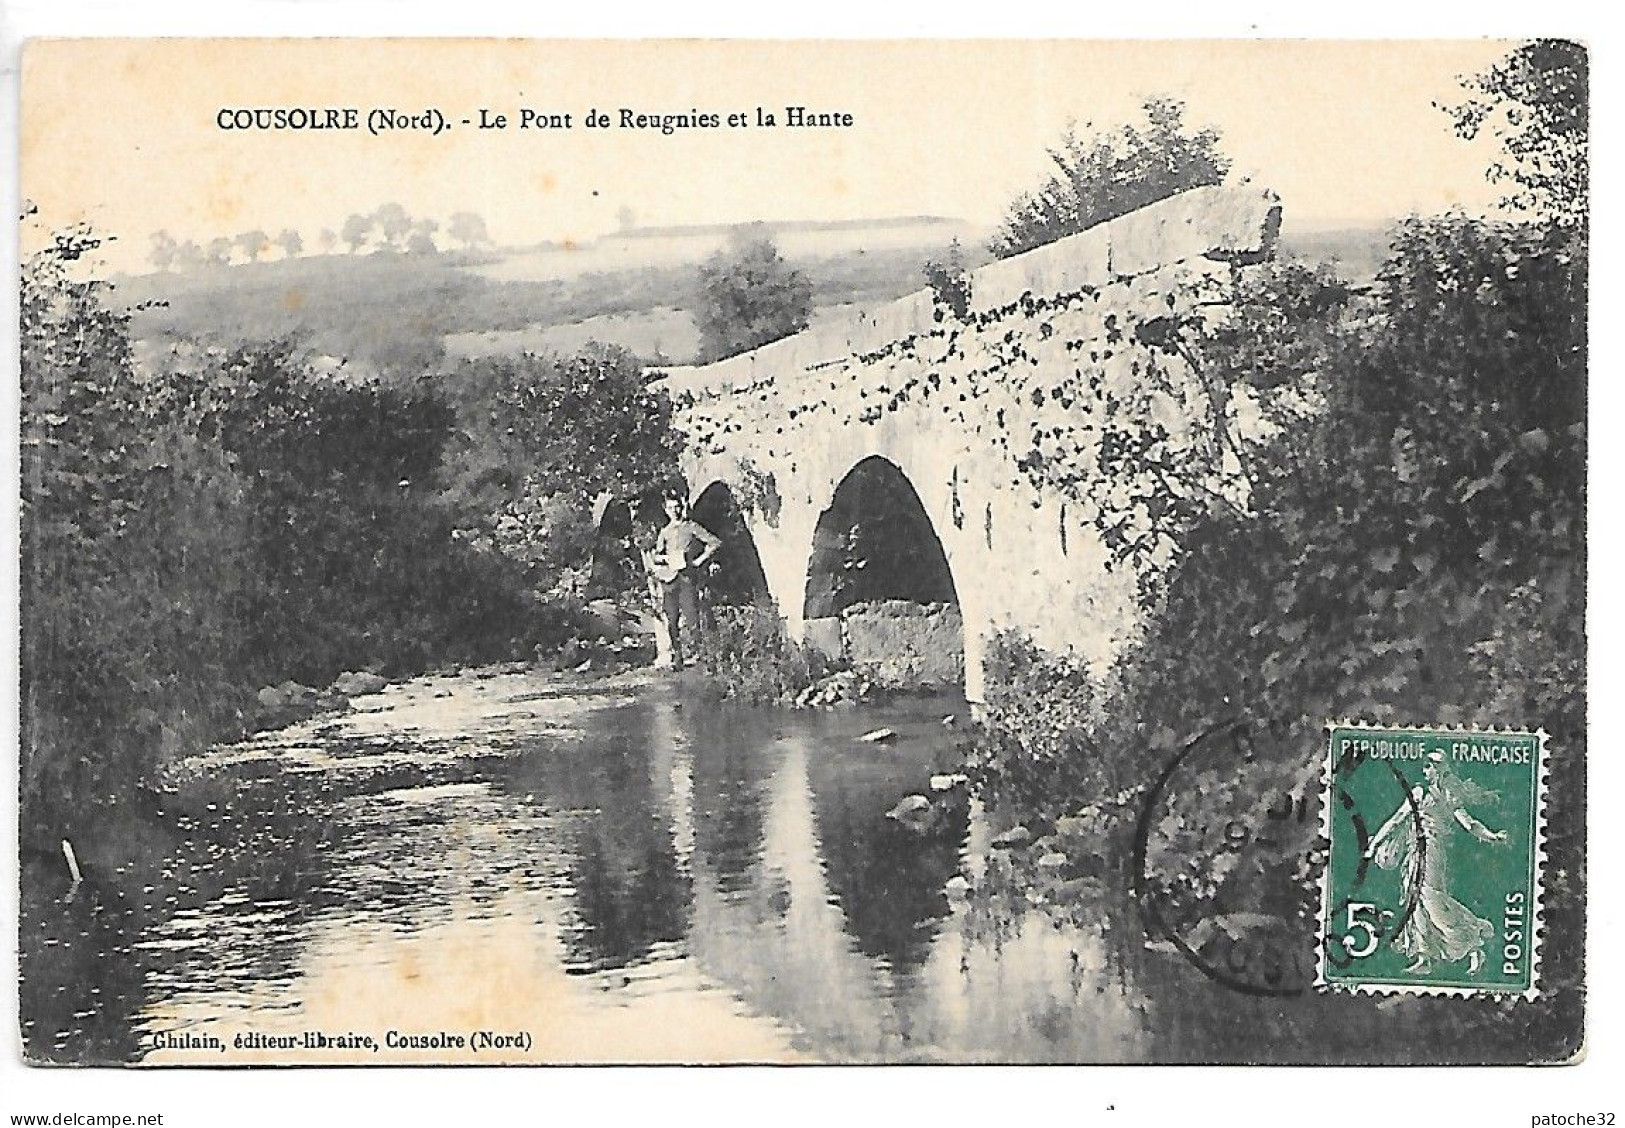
990,97,1229,259
967,632,1121,819
922,239,973,320
693,605,836,705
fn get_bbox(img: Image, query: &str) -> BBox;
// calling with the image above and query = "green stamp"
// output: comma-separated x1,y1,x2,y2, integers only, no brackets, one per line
1318,723,1547,998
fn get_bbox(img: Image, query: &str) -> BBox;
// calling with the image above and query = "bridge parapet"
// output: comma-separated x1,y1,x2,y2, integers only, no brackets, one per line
655,184,1279,404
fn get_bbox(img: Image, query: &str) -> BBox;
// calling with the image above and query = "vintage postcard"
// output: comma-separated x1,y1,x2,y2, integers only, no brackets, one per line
17,38,1586,1066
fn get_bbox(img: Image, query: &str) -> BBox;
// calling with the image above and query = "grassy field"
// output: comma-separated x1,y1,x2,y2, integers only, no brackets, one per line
113,222,977,373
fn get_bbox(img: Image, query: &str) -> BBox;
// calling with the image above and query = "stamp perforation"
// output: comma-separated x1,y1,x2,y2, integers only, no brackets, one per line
1314,720,1548,1001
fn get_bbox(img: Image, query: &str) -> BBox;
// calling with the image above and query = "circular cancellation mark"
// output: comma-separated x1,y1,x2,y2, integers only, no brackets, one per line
1131,719,1415,998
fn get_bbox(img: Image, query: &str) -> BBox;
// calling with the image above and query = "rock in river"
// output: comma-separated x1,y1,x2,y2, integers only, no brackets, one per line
332,670,387,696
885,794,938,833
990,825,1033,850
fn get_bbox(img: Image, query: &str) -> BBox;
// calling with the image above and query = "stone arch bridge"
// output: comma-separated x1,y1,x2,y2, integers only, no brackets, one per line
653,186,1281,703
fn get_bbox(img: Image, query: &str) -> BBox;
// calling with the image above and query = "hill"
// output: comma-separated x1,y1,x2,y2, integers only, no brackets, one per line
1277,224,1390,283
114,217,983,376
112,215,1388,377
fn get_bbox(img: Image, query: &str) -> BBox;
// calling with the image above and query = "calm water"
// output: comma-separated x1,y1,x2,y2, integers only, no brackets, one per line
20,668,1508,1065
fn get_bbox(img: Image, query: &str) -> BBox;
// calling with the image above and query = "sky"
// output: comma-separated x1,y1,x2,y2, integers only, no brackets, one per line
21,39,1516,272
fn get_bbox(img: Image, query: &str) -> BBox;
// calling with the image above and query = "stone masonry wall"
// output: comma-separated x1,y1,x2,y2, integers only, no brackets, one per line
839,601,964,688
654,185,1281,702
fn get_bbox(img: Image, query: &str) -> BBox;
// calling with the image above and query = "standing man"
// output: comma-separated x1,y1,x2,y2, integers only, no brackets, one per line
645,493,721,669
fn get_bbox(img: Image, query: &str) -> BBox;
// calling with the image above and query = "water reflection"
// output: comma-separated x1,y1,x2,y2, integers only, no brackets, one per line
19,667,1391,1065
804,733,967,972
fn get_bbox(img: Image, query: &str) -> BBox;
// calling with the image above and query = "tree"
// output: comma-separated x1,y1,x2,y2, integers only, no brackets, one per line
174,240,204,270
318,228,338,254
693,231,813,362
1442,39,1587,231
990,97,1230,259
448,211,490,250
443,344,685,596
236,230,270,262
275,228,304,258
341,213,372,253
148,229,179,272
406,218,439,255
205,236,234,266
373,202,413,251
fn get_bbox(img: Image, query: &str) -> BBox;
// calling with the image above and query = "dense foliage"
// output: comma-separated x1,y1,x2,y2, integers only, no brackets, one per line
440,344,685,601
976,42,1585,1043
19,232,558,849
990,97,1230,259
693,232,813,362
1442,38,1587,231
1098,208,1585,781
1075,208,1581,1047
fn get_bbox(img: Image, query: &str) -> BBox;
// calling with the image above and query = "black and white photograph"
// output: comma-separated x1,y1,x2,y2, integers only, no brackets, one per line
9,28,1596,1100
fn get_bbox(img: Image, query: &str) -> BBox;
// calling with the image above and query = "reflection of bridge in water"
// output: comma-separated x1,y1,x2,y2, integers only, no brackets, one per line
654,185,1282,701
628,691,1144,1060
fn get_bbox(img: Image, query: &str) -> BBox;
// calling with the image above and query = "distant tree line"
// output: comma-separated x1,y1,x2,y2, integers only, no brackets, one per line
146,206,492,271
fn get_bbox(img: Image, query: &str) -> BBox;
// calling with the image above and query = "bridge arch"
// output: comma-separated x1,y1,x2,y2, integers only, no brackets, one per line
689,480,773,609
801,455,965,691
586,494,640,596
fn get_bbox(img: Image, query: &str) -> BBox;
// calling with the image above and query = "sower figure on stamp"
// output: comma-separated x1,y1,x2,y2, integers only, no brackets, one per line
643,493,721,669
1364,751,1507,975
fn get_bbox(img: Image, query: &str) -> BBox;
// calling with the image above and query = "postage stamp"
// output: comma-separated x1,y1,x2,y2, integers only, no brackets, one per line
1318,723,1548,998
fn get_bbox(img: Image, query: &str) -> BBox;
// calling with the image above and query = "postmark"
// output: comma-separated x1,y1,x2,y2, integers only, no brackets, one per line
1317,723,1548,999
1133,720,1321,997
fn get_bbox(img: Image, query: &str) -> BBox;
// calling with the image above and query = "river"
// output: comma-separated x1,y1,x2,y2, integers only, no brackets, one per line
19,666,1506,1065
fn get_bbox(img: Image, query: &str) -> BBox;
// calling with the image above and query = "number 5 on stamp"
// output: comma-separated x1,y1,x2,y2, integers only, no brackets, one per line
1317,723,1548,999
